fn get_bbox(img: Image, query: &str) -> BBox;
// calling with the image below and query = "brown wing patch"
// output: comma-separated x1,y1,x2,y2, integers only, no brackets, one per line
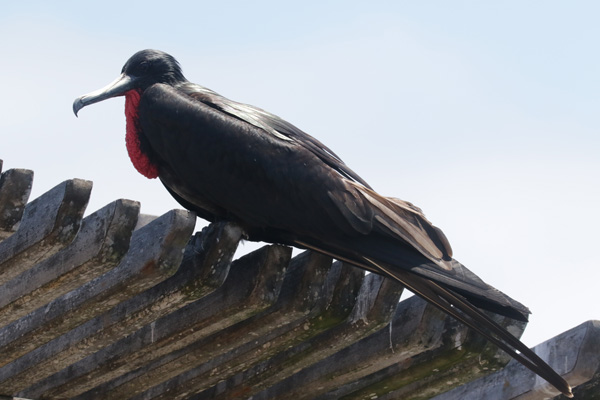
329,179,453,266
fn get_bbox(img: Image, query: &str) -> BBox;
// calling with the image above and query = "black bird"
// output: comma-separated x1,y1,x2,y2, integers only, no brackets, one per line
73,49,572,397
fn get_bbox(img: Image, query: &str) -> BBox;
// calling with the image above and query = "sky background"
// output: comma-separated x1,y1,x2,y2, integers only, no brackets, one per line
1,1,598,348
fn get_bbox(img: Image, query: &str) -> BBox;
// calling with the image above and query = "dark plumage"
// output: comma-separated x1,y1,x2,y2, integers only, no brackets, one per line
73,49,572,397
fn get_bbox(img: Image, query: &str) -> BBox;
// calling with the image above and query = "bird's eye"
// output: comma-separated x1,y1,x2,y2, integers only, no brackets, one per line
138,61,150,74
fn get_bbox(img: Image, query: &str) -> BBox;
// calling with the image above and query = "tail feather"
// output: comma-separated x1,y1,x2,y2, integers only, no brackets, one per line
307,179,572,396
292,239,573,398
338,182,530,320
410,258,531,321
332,231,530,321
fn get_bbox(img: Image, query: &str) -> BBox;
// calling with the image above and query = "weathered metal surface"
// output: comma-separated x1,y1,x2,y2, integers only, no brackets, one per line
23,222,244,399
0,199,140,327
432,320,600,400
0,160,595,400
0,168,33,240
115,257,363,400
204,273,404,400
79,244,291,400
317,302,523,400
0,179,92,286
0,209,195,393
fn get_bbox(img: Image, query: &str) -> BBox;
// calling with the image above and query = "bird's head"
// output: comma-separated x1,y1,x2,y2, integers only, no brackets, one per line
73,49,186,116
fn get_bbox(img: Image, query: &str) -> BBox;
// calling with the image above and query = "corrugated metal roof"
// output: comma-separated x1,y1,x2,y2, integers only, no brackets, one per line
0,160,596,399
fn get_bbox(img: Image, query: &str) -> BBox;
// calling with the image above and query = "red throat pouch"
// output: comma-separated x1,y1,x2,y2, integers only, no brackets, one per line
125,90,159,179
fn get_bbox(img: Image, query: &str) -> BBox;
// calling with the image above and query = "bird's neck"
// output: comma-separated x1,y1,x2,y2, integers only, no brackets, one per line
125,90,159,179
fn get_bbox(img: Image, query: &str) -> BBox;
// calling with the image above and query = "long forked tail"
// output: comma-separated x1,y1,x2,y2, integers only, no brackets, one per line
364,256,573,398
294,238,572,397
299,178,572,396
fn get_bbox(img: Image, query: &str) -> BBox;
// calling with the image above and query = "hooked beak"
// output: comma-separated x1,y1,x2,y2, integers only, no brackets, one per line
73,73,135,117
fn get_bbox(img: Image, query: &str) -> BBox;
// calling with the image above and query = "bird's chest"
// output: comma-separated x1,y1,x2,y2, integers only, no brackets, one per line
125,90,159,179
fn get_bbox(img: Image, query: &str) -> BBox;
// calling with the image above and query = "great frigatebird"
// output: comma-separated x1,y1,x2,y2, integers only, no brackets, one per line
73,49,572,397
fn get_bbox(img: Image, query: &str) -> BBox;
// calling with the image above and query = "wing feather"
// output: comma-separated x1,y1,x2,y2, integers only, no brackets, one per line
179,82,371,187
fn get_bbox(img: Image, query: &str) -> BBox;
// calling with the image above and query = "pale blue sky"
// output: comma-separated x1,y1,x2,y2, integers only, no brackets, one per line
1,1,599,347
